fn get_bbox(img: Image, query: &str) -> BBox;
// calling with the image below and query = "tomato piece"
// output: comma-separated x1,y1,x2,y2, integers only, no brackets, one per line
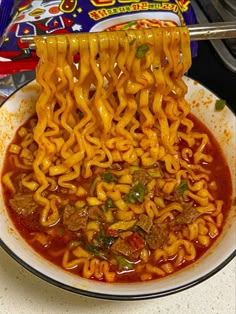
106,229,119,237
127,232,145,252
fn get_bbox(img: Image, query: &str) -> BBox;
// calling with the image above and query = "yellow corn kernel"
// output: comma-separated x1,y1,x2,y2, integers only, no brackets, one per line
73,247,92,259
75,200,86,209
199,223,208,235
86,221,100,231
86,197,102,206
106,189,121,201
76,186,87,197
118,174,133,185
147,179,156,192
154,196,166,208
9,144,21,154
140,248,149,263
114,199,129,211
129,204,145,214
86,230,96,242
20,148,32,159
108,220,136,231
198,235,210,246
18,127,27,137
104,209,114,223
156,178,165,189
162,179,176,194
116,210,134,221
115,184,131,194
161,262,174,274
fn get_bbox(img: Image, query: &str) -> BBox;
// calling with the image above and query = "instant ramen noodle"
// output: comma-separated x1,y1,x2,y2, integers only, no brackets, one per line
2,28,232,283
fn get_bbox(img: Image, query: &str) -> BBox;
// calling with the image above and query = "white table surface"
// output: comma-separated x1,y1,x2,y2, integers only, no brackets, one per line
0,246,235,314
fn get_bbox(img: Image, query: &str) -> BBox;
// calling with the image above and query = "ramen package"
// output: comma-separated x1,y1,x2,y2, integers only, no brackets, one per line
0,0,197,74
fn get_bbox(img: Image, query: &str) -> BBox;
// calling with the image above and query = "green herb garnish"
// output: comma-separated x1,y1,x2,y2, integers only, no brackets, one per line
135,44,149,59
132,225,146,238
129,38,136,46
123,21,137,30
97,233,115,250
105,198,114,208
177,180,188,197
124,183,146,204
85,243,108,260
154,66,159,70
101,172,117,183
115,255,133,270
215,99,226,111
101,205,108,213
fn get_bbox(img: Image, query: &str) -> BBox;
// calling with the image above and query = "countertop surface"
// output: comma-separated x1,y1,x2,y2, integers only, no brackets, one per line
0,246,235,314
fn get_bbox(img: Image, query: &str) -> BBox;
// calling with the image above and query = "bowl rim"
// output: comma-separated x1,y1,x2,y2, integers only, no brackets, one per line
0,76,235,300
0,238,235,301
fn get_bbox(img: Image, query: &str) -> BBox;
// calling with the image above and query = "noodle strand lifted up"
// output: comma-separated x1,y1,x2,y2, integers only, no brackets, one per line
33,28,191,226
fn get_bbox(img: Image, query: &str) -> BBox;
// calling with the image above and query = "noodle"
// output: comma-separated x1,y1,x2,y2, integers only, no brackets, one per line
33,27,191,226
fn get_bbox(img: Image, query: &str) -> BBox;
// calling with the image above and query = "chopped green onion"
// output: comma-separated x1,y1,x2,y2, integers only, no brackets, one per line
85,243,108,260
123,21,137,30
101,172,117,183
215,99,226,111
136,44,149,59
154,66,159,70
177,180,188,197
97,233,115,250
132,225,145,238
124,183,146,204
115,255,133,270
101,205,108,212
105,198,114,208
129,38,136,46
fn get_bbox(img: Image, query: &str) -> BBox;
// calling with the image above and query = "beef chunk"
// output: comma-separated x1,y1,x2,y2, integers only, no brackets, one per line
9,193,38,216
110,163,122,170
174,205,200,225
88,206,105,221
133,170,152,186
136,214,153,233
111,236,140,259
111,238,131,257
145,224,169,250
63,204,88,232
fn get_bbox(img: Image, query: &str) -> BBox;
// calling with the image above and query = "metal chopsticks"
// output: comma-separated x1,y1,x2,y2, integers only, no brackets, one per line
188,21,236,41
21,21,236,50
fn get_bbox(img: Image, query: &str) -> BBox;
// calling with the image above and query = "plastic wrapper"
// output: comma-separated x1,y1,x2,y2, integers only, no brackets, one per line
0,0,14,37
0,0,198,75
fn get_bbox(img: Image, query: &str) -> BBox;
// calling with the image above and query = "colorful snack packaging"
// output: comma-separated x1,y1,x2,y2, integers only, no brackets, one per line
0,0,14,37
0,0,198,75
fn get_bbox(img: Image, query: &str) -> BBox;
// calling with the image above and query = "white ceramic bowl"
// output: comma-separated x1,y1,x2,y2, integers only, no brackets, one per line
0,77,235,300
89,12,181,32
